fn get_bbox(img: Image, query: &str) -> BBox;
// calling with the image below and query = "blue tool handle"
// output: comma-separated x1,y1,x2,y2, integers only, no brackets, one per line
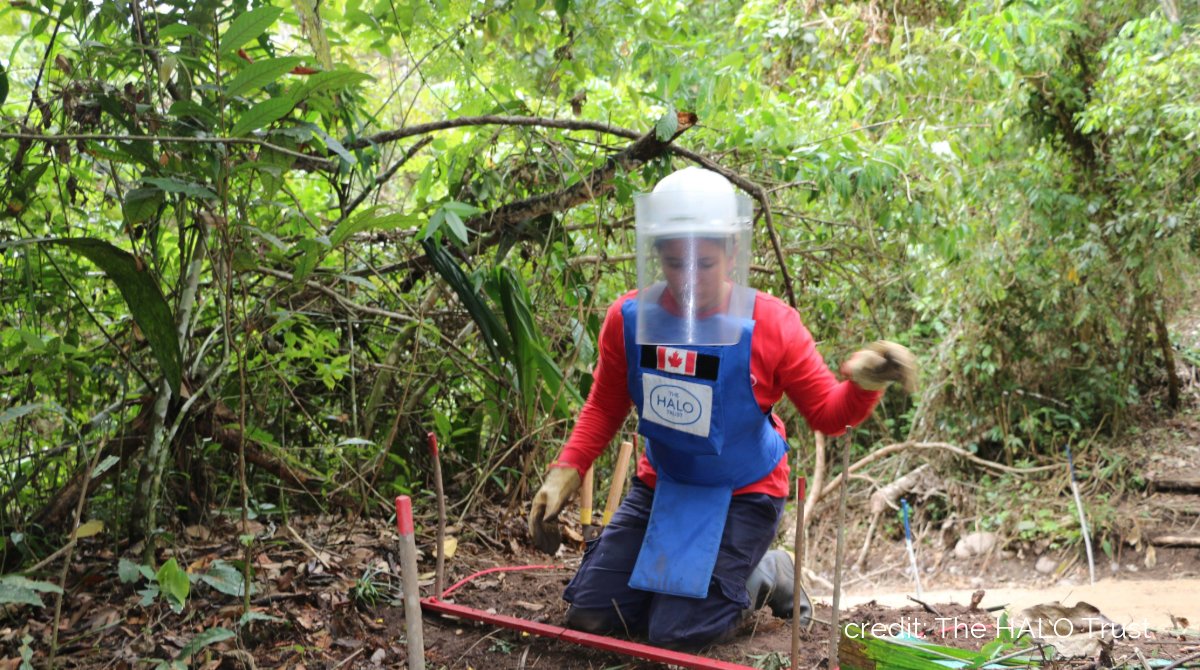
901,498,913,542
1066,443,1077,481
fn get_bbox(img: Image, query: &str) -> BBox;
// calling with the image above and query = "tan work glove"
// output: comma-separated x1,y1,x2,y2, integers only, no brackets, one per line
841,340,918,393
527,466,582,554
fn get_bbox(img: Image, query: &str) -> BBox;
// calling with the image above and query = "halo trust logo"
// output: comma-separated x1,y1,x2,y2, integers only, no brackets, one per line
641,373,712,438
649,384,702,425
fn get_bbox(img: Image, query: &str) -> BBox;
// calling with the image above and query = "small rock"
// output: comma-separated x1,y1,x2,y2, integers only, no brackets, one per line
370,648,386,665
954,532,998,558
1125,563,1139,573
1036,555,1058,575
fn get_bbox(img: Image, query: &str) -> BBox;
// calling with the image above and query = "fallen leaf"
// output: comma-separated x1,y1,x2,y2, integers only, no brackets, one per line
85,606,121,631
76,519,104,538
1013,601,1121,658
515,600,544,612
441,536,458,559
185,525,212,541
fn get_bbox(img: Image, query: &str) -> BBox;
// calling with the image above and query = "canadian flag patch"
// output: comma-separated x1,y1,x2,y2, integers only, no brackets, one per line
656,346,698,376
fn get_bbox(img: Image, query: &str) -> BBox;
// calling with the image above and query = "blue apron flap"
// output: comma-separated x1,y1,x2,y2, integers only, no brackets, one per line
628,479,733,599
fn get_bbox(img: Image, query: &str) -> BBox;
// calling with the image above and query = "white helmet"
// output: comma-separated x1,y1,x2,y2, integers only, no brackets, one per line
634,167,753,239
633,167,754,346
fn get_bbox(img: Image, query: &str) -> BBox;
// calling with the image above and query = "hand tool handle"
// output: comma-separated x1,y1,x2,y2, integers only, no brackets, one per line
395,496,426,670
581,466,595,527
602,441,635,526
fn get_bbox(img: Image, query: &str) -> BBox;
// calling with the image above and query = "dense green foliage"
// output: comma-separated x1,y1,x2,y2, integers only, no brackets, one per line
0,0,1197,555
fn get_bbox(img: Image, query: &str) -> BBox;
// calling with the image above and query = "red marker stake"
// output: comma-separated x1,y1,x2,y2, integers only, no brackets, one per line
395,496,425,670
428,432,447,599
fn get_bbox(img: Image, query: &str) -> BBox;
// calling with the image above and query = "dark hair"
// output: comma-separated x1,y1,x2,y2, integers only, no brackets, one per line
652,236,736,252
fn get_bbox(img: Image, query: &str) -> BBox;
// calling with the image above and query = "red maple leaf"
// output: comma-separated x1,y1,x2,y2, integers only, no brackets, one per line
667,352,683,368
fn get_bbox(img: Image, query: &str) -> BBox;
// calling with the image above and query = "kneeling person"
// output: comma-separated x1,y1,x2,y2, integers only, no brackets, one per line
527,167,916,650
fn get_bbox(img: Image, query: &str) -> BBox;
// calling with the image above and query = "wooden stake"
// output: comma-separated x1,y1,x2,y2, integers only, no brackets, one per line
395,496,425,670
829,430,852,668
428,432,447,598
791,474,806,670
602,441,635,526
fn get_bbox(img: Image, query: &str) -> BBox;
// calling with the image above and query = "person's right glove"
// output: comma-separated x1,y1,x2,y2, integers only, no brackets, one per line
841,340,918,393
527,466,582,554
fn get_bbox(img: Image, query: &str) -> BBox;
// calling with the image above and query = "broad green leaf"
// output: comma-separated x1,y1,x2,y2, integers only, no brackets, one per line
295,69,373,98
0,575,63,607
1,239,183,395
0,403,40,424
443,209,468,245
329,208,422,247
225,57,303,98
422,238,511,365
199,560,248,597
168,100,219,127
92,455,120,479
118,558,142,584
155,558,190,612
123,187,164,225
291,238,328,282
157,23,206,41
655,107,678,141
230,96,297,136
315,127,356,164
137,585,159,607
176,627,235,661
142,178,217,200
220,6,283,55
17,329,46,354
0,63,8,106
443,201,483,218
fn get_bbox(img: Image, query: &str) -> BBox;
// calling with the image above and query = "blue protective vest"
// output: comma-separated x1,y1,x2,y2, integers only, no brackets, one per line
620,288,788,598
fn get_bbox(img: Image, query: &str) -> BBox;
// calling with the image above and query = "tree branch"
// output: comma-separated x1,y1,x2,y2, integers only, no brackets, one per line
665,145,799,308
347,115,642,150
0,132,336,169
470,116,696,246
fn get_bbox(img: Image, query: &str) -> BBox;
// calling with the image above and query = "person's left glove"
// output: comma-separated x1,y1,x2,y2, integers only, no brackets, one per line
841,340,918,392
528,466,582,554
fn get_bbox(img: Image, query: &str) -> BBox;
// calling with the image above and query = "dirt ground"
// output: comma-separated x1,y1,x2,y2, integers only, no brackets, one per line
0,464,1198,669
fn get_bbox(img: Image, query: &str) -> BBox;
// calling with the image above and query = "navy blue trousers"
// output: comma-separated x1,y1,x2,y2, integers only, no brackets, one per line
563,479,785,649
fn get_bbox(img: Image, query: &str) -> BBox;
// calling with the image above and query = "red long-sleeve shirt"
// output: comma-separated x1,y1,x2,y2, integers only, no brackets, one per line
554,290,882,498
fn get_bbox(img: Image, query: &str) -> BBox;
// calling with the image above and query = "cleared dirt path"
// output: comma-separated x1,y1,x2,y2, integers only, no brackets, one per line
824,578,1200,629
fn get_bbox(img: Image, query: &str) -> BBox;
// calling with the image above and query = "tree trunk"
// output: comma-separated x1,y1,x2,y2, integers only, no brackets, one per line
1153,305,1181,411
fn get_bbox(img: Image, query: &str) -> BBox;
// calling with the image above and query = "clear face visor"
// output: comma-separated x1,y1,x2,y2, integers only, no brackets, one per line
633,193,753,346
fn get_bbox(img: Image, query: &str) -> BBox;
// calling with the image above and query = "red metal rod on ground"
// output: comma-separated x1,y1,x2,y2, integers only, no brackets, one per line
395,496,426,670
422,598,759,670
428,431,447,599
438,564,562,600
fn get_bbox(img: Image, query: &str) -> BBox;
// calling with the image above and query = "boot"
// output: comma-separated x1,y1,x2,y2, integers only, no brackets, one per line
746,549,812,625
